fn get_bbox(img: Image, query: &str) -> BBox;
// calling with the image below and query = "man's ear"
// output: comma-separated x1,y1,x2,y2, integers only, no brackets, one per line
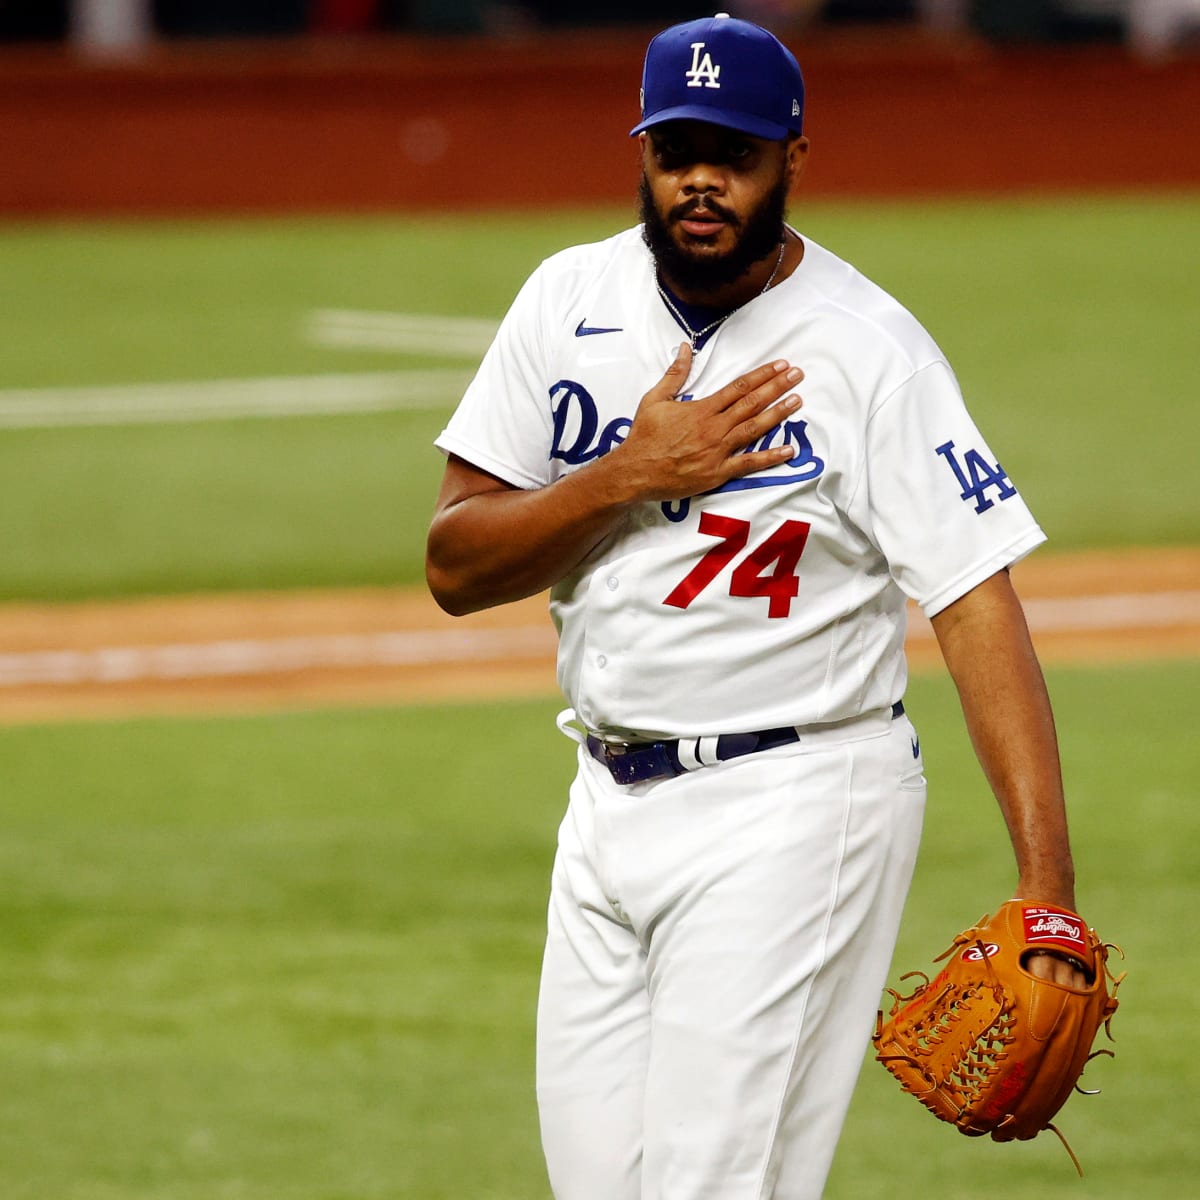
786,135,810,187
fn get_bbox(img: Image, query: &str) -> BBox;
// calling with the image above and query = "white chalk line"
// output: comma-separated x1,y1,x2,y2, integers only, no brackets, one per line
2,591,1196,691
907,589,1200,637
0,627,557,688
306,309,498,357
0,310,494,429
1020,590,1200,631
0,369,475,429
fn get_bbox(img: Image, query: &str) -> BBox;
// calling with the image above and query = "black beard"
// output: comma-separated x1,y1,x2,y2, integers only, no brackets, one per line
639,170,789,296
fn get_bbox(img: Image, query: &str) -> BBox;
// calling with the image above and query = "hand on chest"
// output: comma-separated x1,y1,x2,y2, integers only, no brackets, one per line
546,338,831,496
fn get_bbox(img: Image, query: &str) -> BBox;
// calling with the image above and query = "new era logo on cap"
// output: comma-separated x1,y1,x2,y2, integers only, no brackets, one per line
631,12,804,142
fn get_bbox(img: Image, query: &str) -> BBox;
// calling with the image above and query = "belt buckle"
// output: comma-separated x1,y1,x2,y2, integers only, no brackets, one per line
600,739,679,786
600,741,638,786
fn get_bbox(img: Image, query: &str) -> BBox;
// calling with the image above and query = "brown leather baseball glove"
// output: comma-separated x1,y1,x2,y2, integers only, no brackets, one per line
872,900,1123,1172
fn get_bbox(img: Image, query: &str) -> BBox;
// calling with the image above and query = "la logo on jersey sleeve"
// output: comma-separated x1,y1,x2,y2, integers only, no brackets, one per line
935,440,1017,514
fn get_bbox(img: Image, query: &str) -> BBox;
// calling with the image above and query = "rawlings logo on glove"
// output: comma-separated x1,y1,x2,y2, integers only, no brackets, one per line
873,900,1124,1173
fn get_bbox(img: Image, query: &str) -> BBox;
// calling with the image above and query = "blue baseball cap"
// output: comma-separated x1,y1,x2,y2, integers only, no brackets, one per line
630,12,804,141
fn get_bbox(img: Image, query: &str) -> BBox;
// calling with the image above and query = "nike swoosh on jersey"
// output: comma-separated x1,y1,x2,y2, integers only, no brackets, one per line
575,319,623,337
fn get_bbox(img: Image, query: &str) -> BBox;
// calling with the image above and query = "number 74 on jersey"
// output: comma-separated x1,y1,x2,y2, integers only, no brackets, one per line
663,512,811,619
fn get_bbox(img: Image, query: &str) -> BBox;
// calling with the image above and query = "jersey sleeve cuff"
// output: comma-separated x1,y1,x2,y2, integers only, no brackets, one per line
434,433,546,491
918,526,1048,618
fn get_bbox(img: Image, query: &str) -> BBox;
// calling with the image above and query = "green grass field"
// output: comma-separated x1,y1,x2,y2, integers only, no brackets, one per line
0,662,1194,1198
1,197,1197,1196
1,194,1198,601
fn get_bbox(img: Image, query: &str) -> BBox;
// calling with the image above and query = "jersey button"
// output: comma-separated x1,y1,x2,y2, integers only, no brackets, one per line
606,576,619,591
596,654,608,669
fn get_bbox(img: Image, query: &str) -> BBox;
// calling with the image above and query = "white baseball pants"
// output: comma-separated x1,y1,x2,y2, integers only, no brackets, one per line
536,708,926,1200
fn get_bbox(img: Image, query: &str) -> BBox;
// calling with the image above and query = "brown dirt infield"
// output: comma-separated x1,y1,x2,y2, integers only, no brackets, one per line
1,547,1196,726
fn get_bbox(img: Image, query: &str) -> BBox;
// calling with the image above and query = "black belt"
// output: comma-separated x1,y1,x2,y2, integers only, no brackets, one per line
586,701,905,786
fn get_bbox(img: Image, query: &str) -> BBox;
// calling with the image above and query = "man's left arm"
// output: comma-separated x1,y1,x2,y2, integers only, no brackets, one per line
930,568,1088,987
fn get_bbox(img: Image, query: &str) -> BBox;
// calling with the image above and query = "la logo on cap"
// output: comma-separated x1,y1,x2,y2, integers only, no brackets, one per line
685,42,721,89
630,12,805,141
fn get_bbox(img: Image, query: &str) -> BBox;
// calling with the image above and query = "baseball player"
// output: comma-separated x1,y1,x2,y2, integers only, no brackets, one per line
427,13,1083,1199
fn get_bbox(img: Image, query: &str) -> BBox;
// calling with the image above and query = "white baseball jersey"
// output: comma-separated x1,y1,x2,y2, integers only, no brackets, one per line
436,225,1044,740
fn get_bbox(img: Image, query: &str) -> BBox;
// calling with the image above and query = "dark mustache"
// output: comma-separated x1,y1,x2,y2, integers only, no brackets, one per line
670,198,738,226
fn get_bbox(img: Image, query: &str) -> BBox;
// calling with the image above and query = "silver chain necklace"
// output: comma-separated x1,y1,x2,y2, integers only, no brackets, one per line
655,239,787,350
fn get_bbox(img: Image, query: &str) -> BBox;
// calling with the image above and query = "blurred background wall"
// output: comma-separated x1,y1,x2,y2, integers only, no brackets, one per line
2,0,1199,215
6,1,1196,46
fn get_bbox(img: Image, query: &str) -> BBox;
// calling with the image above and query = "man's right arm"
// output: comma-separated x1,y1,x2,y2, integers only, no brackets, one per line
425,344,804,616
